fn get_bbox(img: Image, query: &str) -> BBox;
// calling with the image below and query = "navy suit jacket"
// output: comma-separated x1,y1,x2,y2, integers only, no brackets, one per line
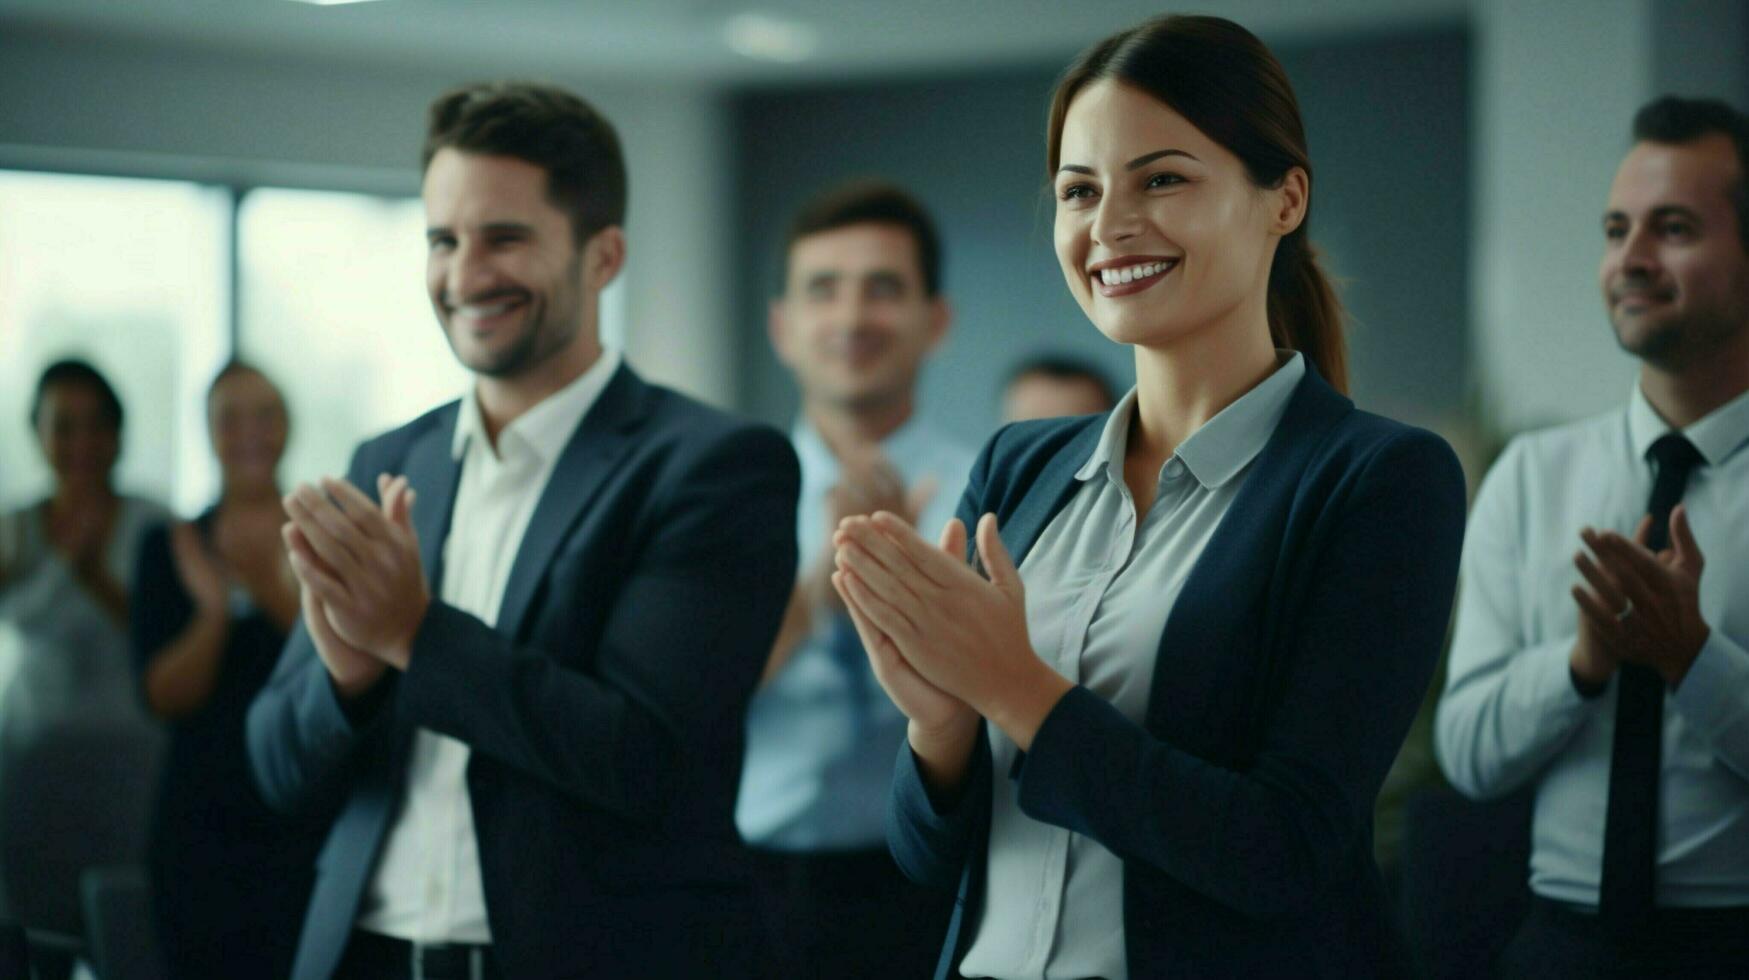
247,365,800,980
889,365,1466,979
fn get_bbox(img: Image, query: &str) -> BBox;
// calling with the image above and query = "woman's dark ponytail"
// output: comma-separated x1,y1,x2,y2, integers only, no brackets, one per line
1268,230,1348,394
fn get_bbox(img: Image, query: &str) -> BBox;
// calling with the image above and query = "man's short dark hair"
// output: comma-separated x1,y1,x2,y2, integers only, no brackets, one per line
423,82,627,246
1006,354,1118,407
31,358,123,431
784,180,943,296
1632,95,1749,253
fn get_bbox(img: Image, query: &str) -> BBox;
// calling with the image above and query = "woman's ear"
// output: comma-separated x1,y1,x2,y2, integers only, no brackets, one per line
1269,166,1309,236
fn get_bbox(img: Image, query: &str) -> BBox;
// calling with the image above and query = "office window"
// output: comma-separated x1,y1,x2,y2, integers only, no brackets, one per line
236,188,470,490
0,170,229,515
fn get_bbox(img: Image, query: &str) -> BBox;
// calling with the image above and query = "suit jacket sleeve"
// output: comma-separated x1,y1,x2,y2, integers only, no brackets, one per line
886,430,1001,889
392,423,799,823
246,442,397,814
1012,429,1466,922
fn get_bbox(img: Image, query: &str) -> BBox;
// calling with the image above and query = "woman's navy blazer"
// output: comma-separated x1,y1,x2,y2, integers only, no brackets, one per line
889,364,1466,979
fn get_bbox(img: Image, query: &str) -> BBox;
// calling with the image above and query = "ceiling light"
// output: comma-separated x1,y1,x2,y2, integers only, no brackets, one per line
285,0,390,6
723,12,818,63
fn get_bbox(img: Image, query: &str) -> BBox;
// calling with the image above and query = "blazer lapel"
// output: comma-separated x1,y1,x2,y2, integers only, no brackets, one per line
1142,366,1352,745
1001,421,1105,565
493,364,647,639
402,404,464,591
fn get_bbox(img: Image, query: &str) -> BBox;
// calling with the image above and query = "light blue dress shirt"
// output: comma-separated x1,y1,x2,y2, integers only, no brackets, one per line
961,352,1305,980
736,415,975,851
1436,382,1749,907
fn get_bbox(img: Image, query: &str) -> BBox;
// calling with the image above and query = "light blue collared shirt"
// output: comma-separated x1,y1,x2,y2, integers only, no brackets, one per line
736,414,975,851
1437,382,1749,907
962,352,1305,980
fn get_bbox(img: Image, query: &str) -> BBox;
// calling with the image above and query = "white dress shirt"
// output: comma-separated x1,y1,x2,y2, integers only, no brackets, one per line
961,352,1304,980
1436,381,1749,907
357,348,621,943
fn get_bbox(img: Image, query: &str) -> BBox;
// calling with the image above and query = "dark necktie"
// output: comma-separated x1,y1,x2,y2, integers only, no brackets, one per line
1598,431,1705,927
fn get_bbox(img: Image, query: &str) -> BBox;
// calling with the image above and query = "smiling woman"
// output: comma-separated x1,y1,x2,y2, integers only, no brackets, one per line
837,14,1468,980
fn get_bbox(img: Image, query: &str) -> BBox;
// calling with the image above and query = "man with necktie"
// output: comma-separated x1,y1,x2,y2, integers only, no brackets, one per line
735,180,972,979
1436,95,1749,978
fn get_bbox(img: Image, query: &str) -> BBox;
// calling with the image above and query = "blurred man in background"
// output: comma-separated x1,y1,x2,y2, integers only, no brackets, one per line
738,180,972,979
1002,353,1117,422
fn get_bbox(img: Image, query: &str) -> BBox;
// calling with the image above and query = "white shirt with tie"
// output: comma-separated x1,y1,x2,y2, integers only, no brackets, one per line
1436,381,1749,907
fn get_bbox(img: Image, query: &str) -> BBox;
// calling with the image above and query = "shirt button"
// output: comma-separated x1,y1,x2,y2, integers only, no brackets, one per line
1164,458,1186,480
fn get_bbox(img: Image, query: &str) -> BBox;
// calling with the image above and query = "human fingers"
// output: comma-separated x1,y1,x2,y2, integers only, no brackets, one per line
1623,514,1651,553
836,567,922,652
322,477,393,541
1581,527,1666,605
1571,584,1626,648
837,570,896,662
974,514,1023,600
1573,548,1628,612
839,535,937,612
871,514,979,588
839,518,937,584
937,516,967,559
286,540,352,607
1668,504,1705,574
284,487,366,580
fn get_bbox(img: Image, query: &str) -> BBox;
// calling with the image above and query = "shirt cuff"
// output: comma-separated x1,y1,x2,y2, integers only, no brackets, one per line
1672,630,1749,745
1521,633,1598,714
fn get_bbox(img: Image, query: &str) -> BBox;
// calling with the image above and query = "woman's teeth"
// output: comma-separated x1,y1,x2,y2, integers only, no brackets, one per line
1098,261,1173,286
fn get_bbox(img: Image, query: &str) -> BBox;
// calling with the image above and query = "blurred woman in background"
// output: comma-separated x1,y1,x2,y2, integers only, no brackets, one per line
132,362,325,978
0,358,168,950
0,359,168,735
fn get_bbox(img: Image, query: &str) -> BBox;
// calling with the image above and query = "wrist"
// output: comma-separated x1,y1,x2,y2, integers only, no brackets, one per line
908,716,978,806
908,710,978,752
1569,641,1616,695
331,662,385,701
985,658,1073,752
1666,625,1711,690
379,594,431,670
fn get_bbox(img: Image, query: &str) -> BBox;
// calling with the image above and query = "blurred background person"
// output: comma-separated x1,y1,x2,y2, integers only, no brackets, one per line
0,359,168,974
1002,353,1118,422
130,361,327,979
737,180,970,979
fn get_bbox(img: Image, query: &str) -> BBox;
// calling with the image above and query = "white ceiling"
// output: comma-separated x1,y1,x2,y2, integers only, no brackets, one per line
0,0,1469,85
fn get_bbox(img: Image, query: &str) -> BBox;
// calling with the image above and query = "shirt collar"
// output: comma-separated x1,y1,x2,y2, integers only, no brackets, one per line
450,347,623,463
1075,350,1305,490
1627,380,1749,468
790,409,936,482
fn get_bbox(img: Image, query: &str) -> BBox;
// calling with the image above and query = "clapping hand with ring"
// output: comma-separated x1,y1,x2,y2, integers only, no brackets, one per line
1570,504,1711,688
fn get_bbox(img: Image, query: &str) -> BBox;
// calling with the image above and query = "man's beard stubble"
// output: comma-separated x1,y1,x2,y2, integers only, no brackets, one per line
1615,305,1744,373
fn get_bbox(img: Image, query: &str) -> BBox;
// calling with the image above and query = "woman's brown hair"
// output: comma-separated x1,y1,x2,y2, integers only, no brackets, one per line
1047,14,1348,394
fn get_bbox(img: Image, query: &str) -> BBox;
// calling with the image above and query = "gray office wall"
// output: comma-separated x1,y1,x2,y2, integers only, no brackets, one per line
730,28,1472,446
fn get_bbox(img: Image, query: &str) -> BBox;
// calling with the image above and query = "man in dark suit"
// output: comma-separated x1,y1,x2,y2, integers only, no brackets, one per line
246,83,799,980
